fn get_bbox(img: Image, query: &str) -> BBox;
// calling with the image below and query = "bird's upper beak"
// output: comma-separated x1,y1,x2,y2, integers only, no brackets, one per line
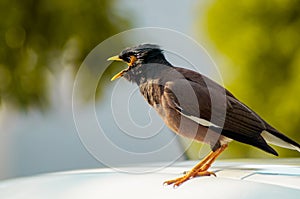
107,55,123,62
107,55,127,81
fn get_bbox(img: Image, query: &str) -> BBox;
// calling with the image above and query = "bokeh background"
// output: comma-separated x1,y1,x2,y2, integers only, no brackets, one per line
0,0,299,180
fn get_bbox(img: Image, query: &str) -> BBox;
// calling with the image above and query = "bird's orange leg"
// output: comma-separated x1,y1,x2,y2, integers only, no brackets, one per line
164,144,227,188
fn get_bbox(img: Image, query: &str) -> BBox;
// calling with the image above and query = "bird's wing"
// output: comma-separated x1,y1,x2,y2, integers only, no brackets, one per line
174,67,236,99
163,78,278,155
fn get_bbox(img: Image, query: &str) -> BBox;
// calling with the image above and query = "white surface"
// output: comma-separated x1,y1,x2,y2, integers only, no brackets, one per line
1,159,300,199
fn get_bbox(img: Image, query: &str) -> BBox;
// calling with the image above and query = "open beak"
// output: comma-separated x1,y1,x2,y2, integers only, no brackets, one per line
107,55,127,81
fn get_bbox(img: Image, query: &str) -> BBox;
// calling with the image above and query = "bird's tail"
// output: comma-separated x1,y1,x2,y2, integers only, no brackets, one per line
261,125,300,153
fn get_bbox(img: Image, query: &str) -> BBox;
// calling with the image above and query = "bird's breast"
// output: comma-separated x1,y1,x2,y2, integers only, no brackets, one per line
139,80,164,107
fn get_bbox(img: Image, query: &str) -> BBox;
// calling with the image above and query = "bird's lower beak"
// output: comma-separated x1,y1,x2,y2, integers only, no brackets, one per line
111,70,126,81
107,55,127,81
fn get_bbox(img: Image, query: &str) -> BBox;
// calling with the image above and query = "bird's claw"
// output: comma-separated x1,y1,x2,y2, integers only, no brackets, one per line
163,176,189,188
164,170,216,188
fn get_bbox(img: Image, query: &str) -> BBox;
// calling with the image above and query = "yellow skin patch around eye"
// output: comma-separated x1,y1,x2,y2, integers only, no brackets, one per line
108,55,137,81
128,55,137,66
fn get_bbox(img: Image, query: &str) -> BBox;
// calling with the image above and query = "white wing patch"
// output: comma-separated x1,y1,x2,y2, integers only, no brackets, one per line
261,130,300,152
173,101,220,128
178,111,233,145
173,101,233,144
179,111,220,128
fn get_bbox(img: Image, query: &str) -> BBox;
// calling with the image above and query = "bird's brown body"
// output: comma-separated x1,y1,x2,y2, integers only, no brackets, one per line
138,65,228,150
109,44,300,187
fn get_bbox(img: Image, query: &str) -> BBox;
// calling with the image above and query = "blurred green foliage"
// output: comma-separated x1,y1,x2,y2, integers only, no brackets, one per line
194,0,300,158
0,0,129,110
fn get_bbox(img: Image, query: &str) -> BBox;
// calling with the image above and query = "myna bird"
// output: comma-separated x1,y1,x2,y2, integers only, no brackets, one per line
108,44,300,187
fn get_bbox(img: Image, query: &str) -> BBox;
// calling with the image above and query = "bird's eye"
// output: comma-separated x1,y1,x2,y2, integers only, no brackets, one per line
123,57,130,63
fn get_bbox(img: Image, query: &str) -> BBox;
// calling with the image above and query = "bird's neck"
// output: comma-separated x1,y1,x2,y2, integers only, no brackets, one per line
124,59,173,85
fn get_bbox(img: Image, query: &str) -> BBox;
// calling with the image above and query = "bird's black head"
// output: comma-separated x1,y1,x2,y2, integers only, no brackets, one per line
108,44,171,81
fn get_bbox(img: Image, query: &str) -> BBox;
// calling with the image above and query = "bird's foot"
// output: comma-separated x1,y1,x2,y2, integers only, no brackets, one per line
164,144,227,188
195,170,216,177
164,170,216,188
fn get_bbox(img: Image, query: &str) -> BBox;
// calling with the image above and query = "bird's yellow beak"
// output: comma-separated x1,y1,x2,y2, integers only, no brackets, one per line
107,55,123,62
108,55,137,81
108,55,127,81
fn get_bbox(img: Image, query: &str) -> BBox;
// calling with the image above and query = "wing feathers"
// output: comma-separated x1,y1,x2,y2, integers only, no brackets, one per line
162,67,299,155
164,67,278,155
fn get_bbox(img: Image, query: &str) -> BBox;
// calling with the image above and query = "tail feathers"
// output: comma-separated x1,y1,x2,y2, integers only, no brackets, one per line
217,127,279,156
257,137,279,156
261,127,300,153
